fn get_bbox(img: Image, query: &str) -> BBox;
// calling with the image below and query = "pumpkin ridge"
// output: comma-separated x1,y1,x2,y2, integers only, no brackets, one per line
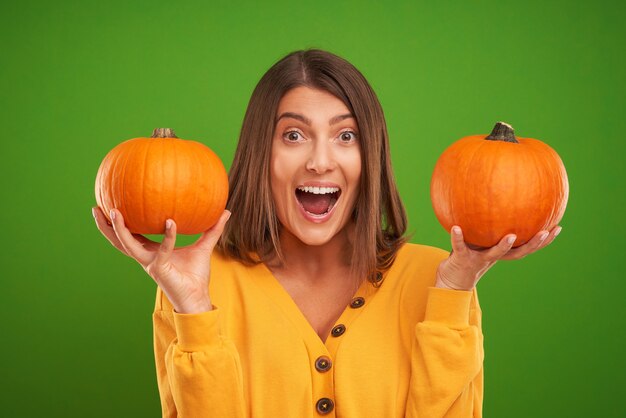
117,142,127,228
532,143,550,232
526,140,551,233
483,147,497,239
104,147,118,216
109,140,132,225
517,143,538,238
545,150,558,229
121,140,140,231
171,139,178,232
156,138,166,232
139,138,152,233
186,142,202,233
554,143,569,224
556,149,569,222
544,145,560,228
542,143,561,228
462,139,488,245
95,154,108,219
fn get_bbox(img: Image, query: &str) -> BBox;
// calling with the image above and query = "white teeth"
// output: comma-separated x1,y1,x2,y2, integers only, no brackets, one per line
297,186,340,194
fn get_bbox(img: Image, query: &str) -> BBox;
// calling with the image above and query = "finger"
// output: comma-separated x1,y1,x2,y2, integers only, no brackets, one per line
450,226,469,256
93,206,129,256
536,225,562,250
501,232,545,260
530,229,551,251
502,226,562,260
109,208,152,265
153,219,177,266
483,233,517,260
192,210,232,253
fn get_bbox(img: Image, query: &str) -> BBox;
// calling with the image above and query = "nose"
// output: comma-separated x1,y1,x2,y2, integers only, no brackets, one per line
305,140,336,174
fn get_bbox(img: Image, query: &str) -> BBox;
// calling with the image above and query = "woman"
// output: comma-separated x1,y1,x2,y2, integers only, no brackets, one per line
93,49,560,417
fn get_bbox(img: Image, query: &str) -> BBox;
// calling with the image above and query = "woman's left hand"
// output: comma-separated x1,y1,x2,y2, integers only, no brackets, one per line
435,225,563,291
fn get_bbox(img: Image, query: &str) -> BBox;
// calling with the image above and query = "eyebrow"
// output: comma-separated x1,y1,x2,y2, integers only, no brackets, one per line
275,112,354,126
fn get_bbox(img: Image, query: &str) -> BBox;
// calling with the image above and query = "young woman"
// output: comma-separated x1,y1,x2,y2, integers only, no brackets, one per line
93,49,560,417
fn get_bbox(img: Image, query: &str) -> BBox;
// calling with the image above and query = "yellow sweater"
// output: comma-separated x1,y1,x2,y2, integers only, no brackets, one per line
152,243,483,417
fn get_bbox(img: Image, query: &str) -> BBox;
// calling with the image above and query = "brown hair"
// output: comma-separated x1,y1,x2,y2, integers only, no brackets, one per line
218,49,407,285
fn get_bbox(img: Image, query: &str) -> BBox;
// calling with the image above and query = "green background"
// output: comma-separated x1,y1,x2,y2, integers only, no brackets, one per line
1,0,624,416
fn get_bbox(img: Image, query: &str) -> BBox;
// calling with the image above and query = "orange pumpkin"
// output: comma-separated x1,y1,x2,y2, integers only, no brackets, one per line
95,128,229,235
430,122,568,248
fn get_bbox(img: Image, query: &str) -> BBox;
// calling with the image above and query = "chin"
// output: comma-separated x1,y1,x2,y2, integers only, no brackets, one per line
292,228,338,247
279,213,349,248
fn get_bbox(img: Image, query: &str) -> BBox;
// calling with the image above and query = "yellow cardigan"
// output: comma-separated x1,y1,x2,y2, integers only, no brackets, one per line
153,243,483,417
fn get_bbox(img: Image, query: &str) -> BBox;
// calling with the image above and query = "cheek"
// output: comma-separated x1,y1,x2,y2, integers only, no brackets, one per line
270,145,298,209
271,141,308,183
269,164,285,210
270,153,291,191
340,150,362,211
344,149,362,188
352,159,362,184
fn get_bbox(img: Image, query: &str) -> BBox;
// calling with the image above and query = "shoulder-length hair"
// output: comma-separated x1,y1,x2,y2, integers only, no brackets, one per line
218,49,407,285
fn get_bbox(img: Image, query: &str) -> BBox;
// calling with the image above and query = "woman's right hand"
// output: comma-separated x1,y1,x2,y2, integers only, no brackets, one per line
92,206,231,314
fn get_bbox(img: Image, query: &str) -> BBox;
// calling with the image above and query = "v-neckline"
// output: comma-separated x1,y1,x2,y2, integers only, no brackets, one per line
251,261,379,351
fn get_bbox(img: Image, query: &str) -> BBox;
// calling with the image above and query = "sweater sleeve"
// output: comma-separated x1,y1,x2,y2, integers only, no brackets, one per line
405,286,484,418
152,287,246,418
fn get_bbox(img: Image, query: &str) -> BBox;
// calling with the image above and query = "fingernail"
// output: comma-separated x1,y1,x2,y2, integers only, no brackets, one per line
452,226,461,235
555,227,562,237
507,235,516,244
110,209,116,221
166,219,173,229
540,232,549,241
92,208,97,219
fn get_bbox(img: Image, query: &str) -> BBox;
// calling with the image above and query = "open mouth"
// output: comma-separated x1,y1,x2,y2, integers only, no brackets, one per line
295,186,341,216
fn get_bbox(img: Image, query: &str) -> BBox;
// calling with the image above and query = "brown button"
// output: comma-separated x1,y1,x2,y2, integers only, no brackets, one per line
331,324,346,337
316,397,334,414
350,297,365,308
315,356,332,372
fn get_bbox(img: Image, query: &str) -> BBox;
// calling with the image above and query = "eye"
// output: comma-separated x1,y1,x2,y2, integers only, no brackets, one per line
338,131,358,143
283,130,303,142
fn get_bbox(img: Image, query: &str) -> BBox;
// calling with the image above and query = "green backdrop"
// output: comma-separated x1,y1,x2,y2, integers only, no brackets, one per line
1,0,624,416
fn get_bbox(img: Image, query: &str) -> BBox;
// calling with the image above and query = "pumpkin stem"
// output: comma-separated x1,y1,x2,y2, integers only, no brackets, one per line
151,128,178,138
485,122,519,143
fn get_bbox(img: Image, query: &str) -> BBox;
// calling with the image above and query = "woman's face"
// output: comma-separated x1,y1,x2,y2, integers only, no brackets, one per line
270,86,362,247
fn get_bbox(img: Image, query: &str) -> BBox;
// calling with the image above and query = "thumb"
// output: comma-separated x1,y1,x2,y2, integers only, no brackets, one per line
192,210,231,253
450,225,469,257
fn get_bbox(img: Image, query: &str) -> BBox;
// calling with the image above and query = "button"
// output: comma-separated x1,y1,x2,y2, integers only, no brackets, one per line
315,356,332,372
350,297,365,308
331,324,346,337
316,397,334,414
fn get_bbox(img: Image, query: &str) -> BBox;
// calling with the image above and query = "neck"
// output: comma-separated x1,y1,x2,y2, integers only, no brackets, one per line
268,224,357,287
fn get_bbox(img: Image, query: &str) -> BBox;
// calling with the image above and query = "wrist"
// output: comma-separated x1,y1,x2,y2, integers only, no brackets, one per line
435,274,474,292
173,297,213,314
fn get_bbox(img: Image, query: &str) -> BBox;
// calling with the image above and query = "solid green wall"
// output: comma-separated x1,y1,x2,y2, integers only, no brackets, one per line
1,0,624,416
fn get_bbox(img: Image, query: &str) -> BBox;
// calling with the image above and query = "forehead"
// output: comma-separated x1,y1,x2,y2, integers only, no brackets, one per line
276,87,352,121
